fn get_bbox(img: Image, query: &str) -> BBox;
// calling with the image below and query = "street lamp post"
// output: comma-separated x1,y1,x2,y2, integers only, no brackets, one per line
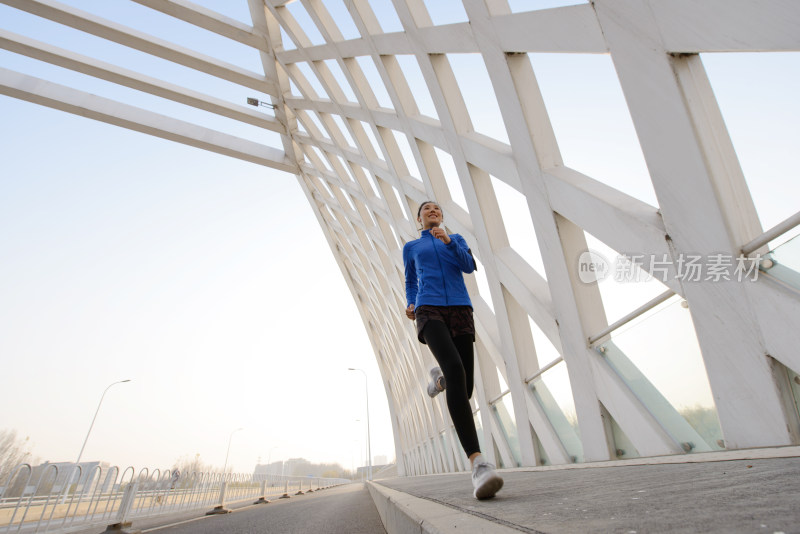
76,379,131,466
222,428,243,475
348,368,372,480
65,379,130,503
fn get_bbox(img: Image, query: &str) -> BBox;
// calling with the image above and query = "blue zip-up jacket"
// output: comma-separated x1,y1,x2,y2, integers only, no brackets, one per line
403,229,476,309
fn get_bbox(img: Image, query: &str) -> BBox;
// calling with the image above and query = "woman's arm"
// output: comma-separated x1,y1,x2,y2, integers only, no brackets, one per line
449,234,477,273
403,242,418,309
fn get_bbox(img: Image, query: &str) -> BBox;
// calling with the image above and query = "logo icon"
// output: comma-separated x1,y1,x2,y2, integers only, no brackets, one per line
578,250,610,284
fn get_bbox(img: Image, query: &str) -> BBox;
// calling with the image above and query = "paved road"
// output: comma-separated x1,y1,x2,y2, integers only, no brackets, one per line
132,483,385,534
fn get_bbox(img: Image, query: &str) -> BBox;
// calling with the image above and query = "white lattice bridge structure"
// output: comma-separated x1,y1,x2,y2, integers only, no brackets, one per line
2,0,799,477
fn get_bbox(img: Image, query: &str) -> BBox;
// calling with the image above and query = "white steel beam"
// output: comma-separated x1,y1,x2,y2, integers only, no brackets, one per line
461,0,615,463
0,0,278,95
651,0,800,53
543,167,681,294
747,279,800,378
0,29,285,133
492,4,607,54
593,0,795,448
0,68,297,173
130,0,269,49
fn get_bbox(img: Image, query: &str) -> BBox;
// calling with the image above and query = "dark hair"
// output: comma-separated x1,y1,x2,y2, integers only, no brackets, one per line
417,200,440,219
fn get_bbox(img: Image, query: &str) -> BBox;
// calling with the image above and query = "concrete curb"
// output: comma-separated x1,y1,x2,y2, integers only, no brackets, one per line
367,481,519,534
500,444,800,474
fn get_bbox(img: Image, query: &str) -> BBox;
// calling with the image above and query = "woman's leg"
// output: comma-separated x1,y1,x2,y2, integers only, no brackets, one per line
422,320,480,457
453,335,474,400
424,321,504,499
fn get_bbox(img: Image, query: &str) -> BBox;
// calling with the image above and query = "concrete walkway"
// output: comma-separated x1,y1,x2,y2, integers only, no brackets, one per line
369,447,800,534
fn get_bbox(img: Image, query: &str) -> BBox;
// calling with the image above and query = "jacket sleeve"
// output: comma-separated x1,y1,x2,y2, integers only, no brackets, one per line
403,242,418,306
448,234,476,273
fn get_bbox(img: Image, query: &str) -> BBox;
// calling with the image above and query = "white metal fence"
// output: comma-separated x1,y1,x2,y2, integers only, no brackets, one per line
0,463,350,533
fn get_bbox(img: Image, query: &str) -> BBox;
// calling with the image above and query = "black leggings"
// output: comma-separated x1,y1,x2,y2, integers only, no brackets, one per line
422,319,481,457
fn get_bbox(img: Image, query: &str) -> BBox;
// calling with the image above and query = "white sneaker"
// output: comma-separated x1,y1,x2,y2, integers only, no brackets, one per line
426,367,446,398
471,455,503,500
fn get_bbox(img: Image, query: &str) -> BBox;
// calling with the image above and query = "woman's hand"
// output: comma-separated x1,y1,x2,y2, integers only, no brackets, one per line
430,227,451,244
405,303,416,320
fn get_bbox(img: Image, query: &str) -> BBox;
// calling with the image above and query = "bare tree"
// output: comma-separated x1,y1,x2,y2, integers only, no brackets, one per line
0,429,38,483
171,453,215,475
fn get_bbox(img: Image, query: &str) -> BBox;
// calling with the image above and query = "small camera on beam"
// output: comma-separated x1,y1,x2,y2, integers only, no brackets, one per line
247,97,277,109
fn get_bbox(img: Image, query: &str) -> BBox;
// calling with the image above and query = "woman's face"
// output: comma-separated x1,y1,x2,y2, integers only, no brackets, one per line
419,202,442,228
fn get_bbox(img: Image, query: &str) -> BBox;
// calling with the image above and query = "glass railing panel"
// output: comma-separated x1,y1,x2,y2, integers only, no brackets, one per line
424,440,433,472
439,430,450,471
609,413,639,459
491,392,522,467
528,360,584,462
760,233,800,430
534,432,551,465
788,368,800,423
597,297,724,452
473,409,486,464
443,429,459,471
762,232,800,291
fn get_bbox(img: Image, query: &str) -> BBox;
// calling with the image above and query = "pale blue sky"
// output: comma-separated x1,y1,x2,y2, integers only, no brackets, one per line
0,1,390,472
0,99,389,472
1,0,798,472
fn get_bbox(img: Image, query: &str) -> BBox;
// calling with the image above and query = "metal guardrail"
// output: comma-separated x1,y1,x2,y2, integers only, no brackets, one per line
741,209,800,256
0,463,350,533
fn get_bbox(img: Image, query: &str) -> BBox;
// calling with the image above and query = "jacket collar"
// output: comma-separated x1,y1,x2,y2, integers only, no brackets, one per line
421,227,443,236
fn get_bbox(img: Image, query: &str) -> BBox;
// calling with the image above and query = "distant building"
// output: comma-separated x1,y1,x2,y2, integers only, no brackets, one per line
253,461,284,476
253,458,348,478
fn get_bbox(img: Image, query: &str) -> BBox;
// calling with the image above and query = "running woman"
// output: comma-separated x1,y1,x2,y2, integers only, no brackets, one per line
403,201,504,500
